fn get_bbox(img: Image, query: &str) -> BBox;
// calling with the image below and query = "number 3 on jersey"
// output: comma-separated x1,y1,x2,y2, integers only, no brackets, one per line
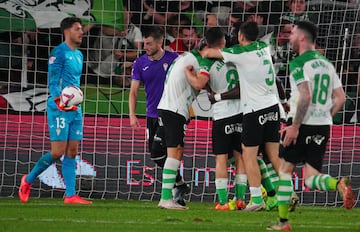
264,59,275,86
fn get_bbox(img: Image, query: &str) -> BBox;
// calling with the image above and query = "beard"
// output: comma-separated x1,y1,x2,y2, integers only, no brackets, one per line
146,49,158,57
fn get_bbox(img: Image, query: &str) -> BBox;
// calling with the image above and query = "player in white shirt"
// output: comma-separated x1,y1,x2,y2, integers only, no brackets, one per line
184,27,247,210
268,21,354,231
157,47,203,210
203,21,281,211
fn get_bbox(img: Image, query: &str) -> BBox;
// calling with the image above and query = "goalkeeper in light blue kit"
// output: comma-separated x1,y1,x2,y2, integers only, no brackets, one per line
18,17,92,204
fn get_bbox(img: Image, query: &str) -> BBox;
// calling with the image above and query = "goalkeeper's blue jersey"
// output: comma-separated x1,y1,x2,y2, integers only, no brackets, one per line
47,42,83,113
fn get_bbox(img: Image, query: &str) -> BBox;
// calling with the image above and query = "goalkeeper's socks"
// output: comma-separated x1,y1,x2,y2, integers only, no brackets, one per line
305,174,338,191
215,178,228,205
234,174,247,201
26,152,56,184
161,158,179,200
62,156,76,197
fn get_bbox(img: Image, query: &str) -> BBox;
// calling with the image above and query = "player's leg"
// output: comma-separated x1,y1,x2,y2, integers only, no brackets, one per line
269,123,308,230
241,111,265,211
214,153,230,210
158,110,188,210
63,118,92,204
150,117,189,206
213,115,242,210
263,106,281,189
263,144,299,212
148,117,167,167
19,142,63,203
257,157,277,211
158,146,188,209
267,159,294,231
303,125,354,209
303,158,354,209
242,145,265,211
19,111,66,203
233,150,247,210
261,106,281,212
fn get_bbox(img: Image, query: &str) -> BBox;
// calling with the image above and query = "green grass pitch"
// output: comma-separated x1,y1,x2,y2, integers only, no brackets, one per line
0,198,359,232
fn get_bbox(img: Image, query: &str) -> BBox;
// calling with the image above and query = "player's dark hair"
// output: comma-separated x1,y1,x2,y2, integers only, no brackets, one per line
205,27,224,48
142,26,164,41
60,17,82,34
239,21,258,42
295,21,317,43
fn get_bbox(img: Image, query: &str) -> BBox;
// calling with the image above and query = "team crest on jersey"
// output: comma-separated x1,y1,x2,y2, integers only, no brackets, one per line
163,63,168,71
49,56,56,64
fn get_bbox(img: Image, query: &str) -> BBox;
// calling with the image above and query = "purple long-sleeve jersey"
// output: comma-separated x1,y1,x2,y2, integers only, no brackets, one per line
131,50,178,118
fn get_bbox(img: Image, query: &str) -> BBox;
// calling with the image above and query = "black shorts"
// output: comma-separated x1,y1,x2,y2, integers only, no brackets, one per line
279,123,330,172
147,117,159,152
158,109,187,147
212,114,242,155
242,104,280,146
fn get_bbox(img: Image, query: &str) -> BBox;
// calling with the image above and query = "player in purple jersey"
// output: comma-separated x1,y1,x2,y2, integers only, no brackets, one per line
129,26,190,205
18,17,92,205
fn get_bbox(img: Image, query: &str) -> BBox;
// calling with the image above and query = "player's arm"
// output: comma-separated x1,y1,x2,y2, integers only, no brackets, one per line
184,65,209,90
292,81,311,128
207,85,240,104
219,85,240,100
129,80,141,130
48,49,76,111
129,59,142,129
282,81,311,147
48,49,62,98
330,86,346,117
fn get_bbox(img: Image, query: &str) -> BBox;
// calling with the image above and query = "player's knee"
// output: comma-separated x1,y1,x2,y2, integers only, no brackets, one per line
150,149,167,167
151,155,166,167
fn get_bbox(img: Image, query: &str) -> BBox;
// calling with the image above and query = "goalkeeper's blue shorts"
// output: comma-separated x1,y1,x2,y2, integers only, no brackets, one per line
47,104,83,142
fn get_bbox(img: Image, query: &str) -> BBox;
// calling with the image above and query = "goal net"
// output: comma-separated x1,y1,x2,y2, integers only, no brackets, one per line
0,0,359,207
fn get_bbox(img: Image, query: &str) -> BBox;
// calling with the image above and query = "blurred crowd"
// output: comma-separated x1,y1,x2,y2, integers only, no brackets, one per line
0,0,359,121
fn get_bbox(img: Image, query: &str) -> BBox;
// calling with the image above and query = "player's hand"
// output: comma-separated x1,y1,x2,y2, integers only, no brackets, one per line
54,97,78,111
130,114,141,130
280,125,299,147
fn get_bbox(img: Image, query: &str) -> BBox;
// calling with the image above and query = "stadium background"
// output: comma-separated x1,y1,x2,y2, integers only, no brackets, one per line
0,0,359,207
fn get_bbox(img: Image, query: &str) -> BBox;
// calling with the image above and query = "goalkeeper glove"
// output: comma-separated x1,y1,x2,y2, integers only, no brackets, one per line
54,96,78,111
